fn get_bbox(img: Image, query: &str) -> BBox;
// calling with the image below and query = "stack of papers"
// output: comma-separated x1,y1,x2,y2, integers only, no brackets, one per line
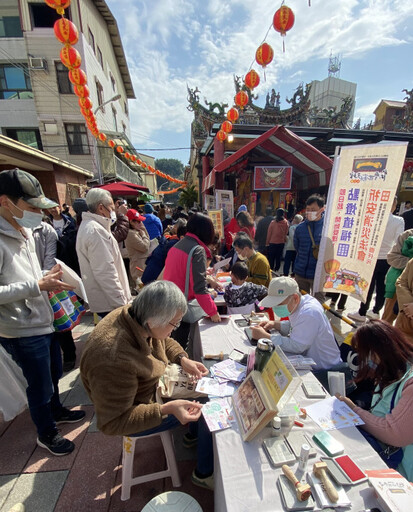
287,355,317,370
306,396,364,430
201,397,235,432
210,359,246,383
196,377,237,397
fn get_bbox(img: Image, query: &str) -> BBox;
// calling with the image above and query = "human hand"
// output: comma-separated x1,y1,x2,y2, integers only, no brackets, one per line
335,393,356,411
161,400,203,424
251,326,271,340
210,313,221,323
117,204,128,216
258,320,275,330
181,357,209,379
38,266,75,292
403,303,413,319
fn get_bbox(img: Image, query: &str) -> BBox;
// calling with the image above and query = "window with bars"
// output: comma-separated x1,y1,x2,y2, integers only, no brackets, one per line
64,123,90,155
55,62,73,94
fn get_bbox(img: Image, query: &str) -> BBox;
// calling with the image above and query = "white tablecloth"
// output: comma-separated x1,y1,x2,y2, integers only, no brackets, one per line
195,318,387,512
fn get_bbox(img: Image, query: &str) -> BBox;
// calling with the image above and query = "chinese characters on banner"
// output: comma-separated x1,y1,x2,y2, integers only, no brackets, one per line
215,189,234,219
207,209,224,240
314,143,408,302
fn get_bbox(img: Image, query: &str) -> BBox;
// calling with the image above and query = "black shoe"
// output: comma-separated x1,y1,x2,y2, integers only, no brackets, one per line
37,432,75,456
54,408,86,425
63,360,76,372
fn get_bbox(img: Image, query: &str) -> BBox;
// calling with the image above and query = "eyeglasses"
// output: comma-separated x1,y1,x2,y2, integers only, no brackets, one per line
169,320,181,330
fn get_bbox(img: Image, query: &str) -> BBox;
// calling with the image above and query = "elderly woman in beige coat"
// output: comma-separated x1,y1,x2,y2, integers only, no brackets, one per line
125,209,150,288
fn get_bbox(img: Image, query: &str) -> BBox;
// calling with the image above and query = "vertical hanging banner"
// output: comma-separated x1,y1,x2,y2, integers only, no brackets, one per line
215,190,234,220
314,142,408,302
207,209,224,239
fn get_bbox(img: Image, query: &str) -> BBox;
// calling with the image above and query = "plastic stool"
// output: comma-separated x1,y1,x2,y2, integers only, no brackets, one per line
121,430,181,501
141,491,203,512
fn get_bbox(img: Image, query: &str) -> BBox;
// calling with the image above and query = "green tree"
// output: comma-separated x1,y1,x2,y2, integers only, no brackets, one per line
178,184,199,208
154,158,184,188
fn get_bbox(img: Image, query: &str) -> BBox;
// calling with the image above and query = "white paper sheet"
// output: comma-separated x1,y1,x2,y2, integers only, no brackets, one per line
54,258,88,302
306,396,364,430
213,257,232,272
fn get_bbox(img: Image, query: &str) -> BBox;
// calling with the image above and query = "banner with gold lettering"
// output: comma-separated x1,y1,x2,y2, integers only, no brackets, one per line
314,142,408,302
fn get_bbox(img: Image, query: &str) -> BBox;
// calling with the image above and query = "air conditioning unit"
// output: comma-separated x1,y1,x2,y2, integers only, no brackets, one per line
29,57,47,70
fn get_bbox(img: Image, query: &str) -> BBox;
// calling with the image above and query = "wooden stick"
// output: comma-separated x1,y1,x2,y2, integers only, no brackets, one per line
204,351,224,360
282,465,312,501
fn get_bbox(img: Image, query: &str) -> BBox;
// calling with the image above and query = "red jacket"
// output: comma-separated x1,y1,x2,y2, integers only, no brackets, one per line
164,234,218,317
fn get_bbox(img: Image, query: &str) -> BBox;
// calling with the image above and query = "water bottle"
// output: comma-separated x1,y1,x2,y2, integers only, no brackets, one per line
254,339,273,372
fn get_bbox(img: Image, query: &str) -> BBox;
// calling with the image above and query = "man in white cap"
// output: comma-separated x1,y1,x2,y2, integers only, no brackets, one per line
0,168,85,456
251,276,341,370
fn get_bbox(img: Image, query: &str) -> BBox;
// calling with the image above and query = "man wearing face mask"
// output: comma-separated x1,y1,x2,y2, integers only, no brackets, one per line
0,168,86,456
293,195,325,303
251,277,341,370
76,188,131,318
233,232,272,287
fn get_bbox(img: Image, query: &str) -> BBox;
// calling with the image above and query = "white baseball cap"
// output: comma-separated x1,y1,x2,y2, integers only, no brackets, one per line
259,277,299,307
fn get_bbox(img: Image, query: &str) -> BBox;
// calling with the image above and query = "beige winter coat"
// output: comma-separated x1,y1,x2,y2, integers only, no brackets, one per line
125,226,150,282
76,212,131,313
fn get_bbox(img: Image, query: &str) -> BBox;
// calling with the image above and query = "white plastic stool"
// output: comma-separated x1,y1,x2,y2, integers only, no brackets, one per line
121,430,181,501
141,491,203,512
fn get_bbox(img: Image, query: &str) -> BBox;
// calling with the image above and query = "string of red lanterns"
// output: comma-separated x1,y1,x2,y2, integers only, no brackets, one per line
44,0,187,188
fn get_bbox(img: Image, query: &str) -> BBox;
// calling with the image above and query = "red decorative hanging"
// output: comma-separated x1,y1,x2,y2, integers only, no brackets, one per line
244,69,260,90
234,90,248,110
255,42,274,68
221,120,233,133
116,146,124,154
54,18,79,45
74,84,89,98
108,139,116,148
60,45,81,69
80,107,91,117
98,133,107,142
216,130,227,142
273,5,295,52
45,0,71,15
78,97,92,110
227,107,239,123
68,69,87,85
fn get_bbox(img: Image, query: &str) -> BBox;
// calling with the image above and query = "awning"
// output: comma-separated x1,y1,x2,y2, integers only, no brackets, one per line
202,125,333,192
96,181,150,195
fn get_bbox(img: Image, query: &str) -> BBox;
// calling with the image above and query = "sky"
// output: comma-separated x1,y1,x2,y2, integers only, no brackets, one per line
106,0,413,167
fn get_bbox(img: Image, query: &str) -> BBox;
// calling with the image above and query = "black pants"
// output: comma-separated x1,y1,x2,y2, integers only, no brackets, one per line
55,331,76,362
358,259,389,315
268,243,284,271
326,292,348,310
170,321,191,350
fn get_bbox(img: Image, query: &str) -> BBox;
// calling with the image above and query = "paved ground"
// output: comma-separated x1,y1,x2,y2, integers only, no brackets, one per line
0,295,360,512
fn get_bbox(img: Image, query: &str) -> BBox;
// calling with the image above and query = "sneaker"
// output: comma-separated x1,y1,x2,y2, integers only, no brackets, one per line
366,310,380,319
191,470,214,491
329,302,336,310
183,432,198,448
347,311,367,322
37,432,75,456
54,408,86,425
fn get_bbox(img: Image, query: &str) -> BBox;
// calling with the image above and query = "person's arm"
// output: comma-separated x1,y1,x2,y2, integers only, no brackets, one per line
156,217,163,238
112,214,130,243
270,314,313,355
342,379,413,448
126,230,150,254
387,231,411,268
43,224,58,271
191,246,218,317
247,258,270,286
266,221,273,246
396,259,413,312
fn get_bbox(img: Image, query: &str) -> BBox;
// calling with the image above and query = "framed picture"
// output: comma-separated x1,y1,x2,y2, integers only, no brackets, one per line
253,166,292,190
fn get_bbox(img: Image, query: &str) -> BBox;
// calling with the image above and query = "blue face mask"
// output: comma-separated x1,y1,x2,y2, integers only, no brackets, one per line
272,303,291,318
367,359,377,370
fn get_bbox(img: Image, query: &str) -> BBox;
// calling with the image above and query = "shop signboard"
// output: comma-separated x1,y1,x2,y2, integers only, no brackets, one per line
215,189,234,219
314,142,408,302
207,209,224,239
204,194,216,210
253,166,292,191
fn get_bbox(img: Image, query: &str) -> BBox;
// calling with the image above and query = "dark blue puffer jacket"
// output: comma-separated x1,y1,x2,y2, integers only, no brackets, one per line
293,217,324,279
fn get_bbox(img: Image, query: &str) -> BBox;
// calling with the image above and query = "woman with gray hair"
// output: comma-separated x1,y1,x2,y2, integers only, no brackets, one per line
80,281,214,489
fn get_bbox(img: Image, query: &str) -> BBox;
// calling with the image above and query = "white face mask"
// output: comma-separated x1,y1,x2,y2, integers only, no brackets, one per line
12,203,43,230
109,210,117,225
306,211,318,221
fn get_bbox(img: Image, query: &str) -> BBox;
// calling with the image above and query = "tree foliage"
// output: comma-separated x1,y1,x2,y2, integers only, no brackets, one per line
178,184,199,208
154,158,184,187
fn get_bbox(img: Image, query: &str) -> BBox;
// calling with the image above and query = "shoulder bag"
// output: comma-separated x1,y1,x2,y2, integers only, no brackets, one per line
182,245,206,324
49,290,85,332
307,224,319,260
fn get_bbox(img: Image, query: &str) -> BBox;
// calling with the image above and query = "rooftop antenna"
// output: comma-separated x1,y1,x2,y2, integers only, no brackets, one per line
328,51,341,78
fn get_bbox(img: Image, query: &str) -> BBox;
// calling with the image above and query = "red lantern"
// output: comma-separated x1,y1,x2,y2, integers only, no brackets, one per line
124,152,130,160
108,139,116,148
131,155,136,162
245,69,260,90
221,120,233,133
227,107,239,123
273,5,295,51
80,107,91,118
234,90,248,110
141,162,147,169
68,69,87,86
98,133,107,142
216,130,227,142
116,146,124,154
78,97,92,110
136,159,142,166
255,42,274,68
54,18,79,45
74,84,89,98
60,45,81,70
45,0,71,14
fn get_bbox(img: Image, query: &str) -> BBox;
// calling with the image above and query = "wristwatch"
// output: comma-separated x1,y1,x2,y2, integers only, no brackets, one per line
177,353,186,364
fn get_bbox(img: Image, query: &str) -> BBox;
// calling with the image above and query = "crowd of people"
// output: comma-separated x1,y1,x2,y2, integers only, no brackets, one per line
1,168,413,491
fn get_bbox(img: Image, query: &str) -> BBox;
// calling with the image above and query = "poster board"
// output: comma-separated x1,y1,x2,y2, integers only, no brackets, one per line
314,142,408,302
215,189,234,219
204,194,216,210
207,209,224,239
253,166,292,190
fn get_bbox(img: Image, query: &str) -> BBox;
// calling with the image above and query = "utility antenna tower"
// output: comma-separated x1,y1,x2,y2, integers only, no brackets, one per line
328,52,341,78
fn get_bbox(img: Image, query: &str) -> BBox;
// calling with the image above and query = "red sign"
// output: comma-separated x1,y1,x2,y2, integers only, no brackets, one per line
253,166,292,190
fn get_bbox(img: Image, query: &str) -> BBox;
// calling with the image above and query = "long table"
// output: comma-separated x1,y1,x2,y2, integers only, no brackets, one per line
195,316,388,512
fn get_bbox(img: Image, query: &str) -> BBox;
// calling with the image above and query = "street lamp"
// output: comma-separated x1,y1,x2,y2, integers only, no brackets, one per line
93,93,121,115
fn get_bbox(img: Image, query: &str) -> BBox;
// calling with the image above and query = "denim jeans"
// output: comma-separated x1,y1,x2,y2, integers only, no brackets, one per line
132,414,213,475
0,333,63,438
283,250,296,276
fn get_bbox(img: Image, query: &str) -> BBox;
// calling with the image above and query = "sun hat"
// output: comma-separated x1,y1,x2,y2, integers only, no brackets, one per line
259,276,299,307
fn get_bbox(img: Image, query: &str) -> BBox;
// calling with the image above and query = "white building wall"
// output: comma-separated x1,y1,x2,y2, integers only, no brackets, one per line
309,76,357,125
